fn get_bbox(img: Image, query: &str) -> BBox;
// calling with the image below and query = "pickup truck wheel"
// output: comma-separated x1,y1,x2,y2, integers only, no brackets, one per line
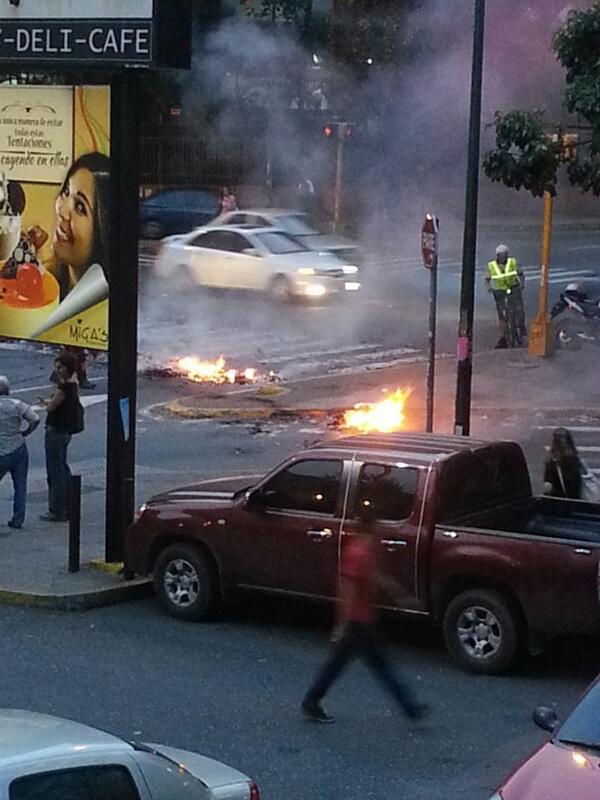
443,589,521,674
153,544,216,621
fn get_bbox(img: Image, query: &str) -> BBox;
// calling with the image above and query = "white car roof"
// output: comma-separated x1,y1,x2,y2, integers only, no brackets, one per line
0,710,131,766
188,225,290,237
222,208,303,217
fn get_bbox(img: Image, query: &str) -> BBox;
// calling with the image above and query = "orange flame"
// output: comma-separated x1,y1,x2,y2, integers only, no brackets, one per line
175,355,257,385
342,388,411,433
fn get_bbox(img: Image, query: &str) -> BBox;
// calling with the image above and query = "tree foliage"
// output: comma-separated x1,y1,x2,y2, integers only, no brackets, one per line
484,2,600,197
483,111,564,197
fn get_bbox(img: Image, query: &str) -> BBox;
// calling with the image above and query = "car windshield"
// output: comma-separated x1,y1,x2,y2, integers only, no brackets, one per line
255,232,308,254
556,682,600,748
274,214,316,236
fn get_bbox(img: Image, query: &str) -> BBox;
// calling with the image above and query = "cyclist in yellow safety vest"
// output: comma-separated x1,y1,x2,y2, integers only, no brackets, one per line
485,244,527,348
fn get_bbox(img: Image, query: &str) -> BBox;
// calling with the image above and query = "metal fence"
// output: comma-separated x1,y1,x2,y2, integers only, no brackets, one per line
140,135,266,189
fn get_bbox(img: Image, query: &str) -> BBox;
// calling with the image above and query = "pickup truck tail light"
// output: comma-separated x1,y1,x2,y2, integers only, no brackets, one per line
250,781,260,800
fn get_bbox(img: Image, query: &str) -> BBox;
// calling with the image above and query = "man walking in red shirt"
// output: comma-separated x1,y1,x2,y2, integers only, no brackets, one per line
301,501,427,724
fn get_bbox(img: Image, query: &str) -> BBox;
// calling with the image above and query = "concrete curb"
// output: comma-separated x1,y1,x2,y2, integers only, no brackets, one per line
0,576,152,611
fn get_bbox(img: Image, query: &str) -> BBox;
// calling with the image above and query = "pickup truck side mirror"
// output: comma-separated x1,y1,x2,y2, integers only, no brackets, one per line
244,489,263,509
532,705,559,732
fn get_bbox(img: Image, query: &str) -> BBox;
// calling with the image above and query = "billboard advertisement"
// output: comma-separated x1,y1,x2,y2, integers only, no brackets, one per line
0,84,110,350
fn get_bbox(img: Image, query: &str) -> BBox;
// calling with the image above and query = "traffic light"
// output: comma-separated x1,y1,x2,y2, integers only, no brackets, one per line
323,124,334,138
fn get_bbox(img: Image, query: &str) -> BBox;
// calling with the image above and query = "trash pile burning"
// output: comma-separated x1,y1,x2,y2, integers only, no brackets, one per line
143,354,281,386
341,388,411,433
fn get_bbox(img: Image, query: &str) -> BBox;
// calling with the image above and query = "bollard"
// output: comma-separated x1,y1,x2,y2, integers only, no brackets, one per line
68,475,82,573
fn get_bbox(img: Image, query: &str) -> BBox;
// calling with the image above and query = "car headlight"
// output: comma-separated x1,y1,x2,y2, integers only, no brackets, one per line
297,267,316,275
304,284,327,297
342,265,358,274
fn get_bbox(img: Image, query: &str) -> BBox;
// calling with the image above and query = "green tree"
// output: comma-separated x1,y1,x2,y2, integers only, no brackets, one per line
483,2,600,196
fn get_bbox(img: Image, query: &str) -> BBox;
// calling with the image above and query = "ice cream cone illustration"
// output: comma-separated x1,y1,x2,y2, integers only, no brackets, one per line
29,263,108,338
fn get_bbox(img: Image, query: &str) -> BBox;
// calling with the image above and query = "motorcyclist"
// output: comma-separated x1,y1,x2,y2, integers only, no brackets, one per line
485,244,527,348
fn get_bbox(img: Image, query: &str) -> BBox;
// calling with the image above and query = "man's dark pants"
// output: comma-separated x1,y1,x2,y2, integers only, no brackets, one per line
45,428,72,517
304,621,417,713
0,443,28,525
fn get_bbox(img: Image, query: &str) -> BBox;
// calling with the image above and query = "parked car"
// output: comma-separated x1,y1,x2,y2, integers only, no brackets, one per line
491,676,600,799
140,190,218,239
154,225,361,301
125,432,600,674
0,709,260,799
209,208,362,264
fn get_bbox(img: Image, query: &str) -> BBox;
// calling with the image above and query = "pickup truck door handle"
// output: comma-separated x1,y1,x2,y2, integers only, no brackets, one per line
307,528,333,541
574,548,592,555
381,539,408,550
442,531,458,539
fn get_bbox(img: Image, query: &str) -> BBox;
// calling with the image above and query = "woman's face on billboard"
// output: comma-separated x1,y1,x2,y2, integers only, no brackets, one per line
53,167,96,273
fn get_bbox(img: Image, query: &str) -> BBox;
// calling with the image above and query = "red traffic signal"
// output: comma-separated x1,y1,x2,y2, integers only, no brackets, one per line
323,124,334,138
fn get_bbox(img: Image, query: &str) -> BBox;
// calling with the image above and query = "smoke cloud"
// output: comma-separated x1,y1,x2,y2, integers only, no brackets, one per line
139,1,593,368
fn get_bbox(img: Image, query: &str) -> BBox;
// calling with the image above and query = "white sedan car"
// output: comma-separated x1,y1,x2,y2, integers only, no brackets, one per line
0,709,259,800
154,225,361,301
209,208,361,263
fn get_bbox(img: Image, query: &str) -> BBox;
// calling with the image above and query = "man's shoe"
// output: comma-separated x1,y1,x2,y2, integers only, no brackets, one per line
406,703,429,721
39,513,68,522
7,519,22,529
494,337,508,349
302,699,334,724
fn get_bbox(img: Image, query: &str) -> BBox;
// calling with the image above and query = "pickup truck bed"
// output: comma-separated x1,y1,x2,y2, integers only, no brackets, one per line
449,496,600,543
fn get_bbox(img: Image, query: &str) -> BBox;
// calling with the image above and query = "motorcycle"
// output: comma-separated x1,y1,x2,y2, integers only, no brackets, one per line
550,283,600,350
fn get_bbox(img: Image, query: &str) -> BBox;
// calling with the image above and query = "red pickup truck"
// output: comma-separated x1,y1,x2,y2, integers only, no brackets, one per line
125,432,600,674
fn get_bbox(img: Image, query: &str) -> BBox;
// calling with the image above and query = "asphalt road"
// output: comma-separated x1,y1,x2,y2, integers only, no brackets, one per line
137,221,600,382
0,596,596,800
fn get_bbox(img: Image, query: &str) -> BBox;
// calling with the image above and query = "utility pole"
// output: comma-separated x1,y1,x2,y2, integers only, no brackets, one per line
454,0,486,437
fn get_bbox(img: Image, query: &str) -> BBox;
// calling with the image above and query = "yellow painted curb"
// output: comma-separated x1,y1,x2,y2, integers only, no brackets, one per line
158,398,340,421
88,560,124,575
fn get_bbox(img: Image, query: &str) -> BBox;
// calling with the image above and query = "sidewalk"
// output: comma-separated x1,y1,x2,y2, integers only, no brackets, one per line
0,471,151,611
0,346,595,612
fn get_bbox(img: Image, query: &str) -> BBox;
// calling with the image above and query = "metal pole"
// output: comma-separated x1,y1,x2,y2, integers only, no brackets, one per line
68,475,81,573
426,239,438,433
105,70,140,562
333,126,344,234
454,0,486,437
265,138,273,207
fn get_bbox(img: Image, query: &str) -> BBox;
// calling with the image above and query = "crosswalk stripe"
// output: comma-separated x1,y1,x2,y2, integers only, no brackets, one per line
536,426,600,432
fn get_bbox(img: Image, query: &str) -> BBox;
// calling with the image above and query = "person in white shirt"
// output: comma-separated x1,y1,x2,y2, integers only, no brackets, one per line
0,376,39,530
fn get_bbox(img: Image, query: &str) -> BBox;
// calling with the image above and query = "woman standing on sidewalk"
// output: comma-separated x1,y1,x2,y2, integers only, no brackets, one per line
40,352,84,522
543,427,583,500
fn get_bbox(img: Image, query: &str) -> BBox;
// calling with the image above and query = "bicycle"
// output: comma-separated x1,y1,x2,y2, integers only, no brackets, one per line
496,288,523,348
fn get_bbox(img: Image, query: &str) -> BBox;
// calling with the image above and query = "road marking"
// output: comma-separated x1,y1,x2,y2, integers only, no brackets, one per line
11,376,107,395
577,446,600,453
80,394,108,409
536,426,600,432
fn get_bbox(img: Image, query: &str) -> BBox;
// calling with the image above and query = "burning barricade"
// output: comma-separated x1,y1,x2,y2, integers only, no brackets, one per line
339,387,411,433
143,353,281,386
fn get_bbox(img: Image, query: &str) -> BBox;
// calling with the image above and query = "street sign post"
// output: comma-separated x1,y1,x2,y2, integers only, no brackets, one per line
0,0,192,562
421,214,439,433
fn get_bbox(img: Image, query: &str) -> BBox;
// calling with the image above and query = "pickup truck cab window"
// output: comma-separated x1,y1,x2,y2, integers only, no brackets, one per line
354,463,419,521
260,458,343,515
10,765,141,800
